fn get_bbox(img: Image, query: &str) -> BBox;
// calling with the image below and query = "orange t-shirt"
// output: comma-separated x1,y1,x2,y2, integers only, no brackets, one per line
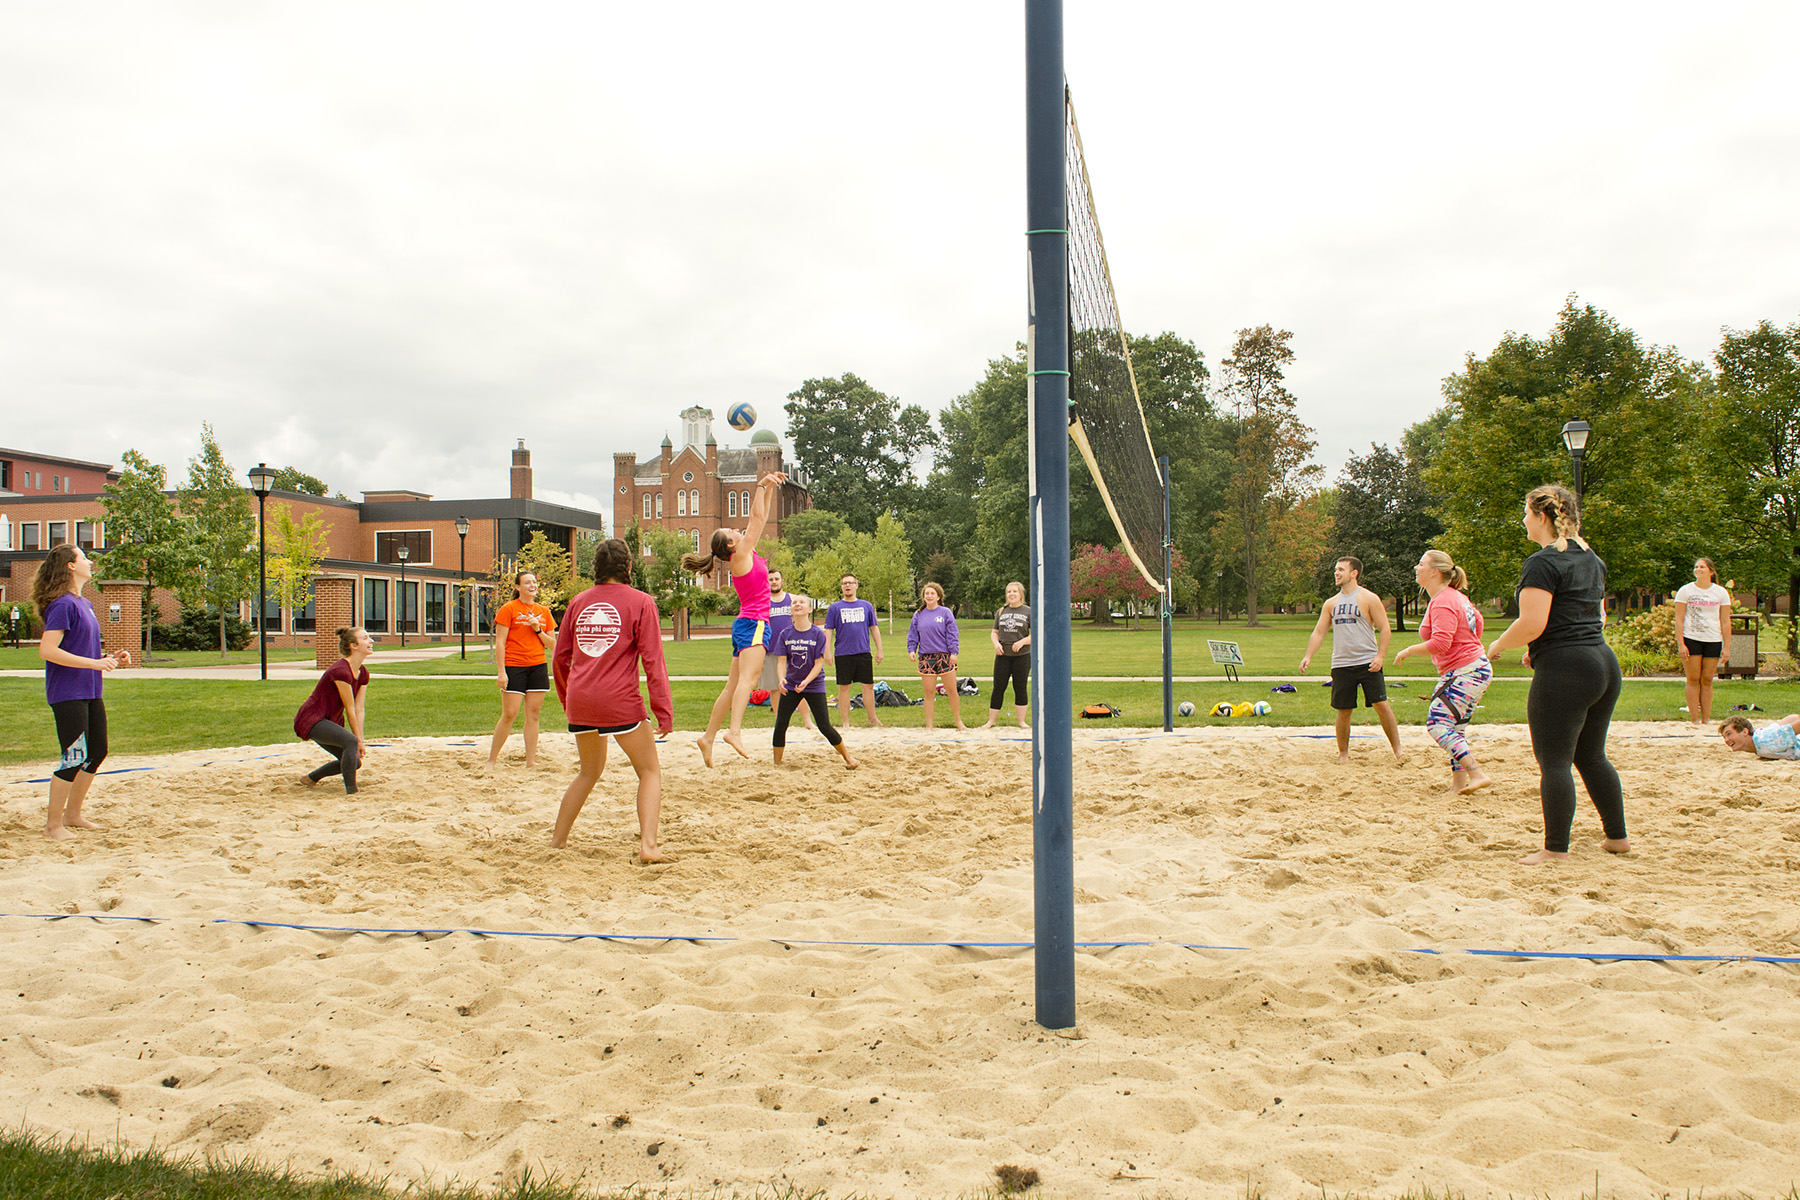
495,599,556,667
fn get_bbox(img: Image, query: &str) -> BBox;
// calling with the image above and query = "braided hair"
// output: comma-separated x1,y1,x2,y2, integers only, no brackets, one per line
1525,484,1587,551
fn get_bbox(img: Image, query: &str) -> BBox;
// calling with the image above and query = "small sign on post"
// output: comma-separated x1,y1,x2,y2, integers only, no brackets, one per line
1208,639,1243,682
108,603,122,623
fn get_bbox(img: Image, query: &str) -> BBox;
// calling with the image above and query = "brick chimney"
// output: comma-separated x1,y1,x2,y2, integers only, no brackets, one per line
511,439,532,499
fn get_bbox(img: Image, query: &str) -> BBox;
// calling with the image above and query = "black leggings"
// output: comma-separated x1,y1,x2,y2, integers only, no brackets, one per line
773,691,841,748
990,654,1029,708
305,718,361,794
51,698,108,782
1526,642,1625,853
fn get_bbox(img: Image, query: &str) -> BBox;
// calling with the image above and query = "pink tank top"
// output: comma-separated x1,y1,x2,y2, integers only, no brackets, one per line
733,553,771,621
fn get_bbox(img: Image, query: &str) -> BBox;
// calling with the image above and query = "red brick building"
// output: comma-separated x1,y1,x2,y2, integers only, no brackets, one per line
1,441,607,650
612,406,812,588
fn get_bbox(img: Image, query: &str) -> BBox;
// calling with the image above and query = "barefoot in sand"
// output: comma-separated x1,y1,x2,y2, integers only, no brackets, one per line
1518,849,1570,865
1456,770,1493,794
638,846,672,864
301,775,319,788
696,734,715,768
64,815,102,830
1336,751,1350,765
836,744,859,770
979,718,996,729
43,825,76,841
721,731,750,760
1602,838,1632,854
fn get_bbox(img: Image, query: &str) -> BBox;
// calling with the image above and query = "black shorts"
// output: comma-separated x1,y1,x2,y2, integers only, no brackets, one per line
836,652,874,687
1330,663,1388,710
1683,637,1723,659
570,720,643,736
505,663,550,694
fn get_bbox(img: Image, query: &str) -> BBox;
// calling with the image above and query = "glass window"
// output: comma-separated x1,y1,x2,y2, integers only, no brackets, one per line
254,592,283,632
48,521,68,546
77,522,98,551
363,578,389,632
476,587,493,635
690,489,699,514
425,583,447,634
376,530,431,565
294,582,316,633
677,491,687,517
53,475,61,493
454,584,472,634
643,494,651,520
728,492,737,517
655,493,664,518
397,580,418,633
741,490,751,516
21,523,41,551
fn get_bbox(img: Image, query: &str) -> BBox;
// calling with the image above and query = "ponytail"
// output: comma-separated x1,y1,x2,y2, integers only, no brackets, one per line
681,528,735,575
336,626,360,655
1420,548,1467,591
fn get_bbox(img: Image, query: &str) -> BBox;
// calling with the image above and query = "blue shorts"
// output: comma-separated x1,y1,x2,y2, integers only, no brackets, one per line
731,617,771,656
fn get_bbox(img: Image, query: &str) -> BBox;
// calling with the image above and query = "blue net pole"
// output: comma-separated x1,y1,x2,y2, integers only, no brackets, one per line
1161,455,1173,732
1026,0,1075,1031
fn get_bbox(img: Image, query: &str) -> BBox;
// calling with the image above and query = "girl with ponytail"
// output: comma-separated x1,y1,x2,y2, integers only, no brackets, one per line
1393,549,1492,793
1487,483,1630,865
688,470,789,765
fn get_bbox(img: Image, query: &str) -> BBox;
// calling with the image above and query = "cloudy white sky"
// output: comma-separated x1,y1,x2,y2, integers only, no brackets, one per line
5,2,1796,523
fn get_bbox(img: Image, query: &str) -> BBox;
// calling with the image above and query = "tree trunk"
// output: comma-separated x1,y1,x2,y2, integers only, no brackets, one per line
1242,492,1262,627
1090,604,1114,626
673,607,689,642
219,609,228,657
1788,571,1798,657
1392,594,1407,633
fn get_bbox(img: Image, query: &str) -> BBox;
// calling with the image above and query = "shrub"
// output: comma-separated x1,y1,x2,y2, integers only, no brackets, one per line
153,605,253,651
1605,603,1678,676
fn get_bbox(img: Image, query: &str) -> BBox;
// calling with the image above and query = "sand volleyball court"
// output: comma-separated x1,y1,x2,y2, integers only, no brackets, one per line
3,723,1797,1197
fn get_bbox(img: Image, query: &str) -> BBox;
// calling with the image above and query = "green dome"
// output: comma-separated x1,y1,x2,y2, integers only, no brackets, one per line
749,429,779,445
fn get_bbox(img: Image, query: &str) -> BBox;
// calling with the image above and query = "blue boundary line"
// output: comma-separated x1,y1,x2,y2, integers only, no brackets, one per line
3,912,1794,965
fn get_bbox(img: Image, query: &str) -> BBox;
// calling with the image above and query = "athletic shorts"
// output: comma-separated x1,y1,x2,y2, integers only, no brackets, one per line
836,652,874,687
51,697,108,783
917,651,955,676
1683,637,1723,659
504,663,550,694
731,617,771,657
570,720,643,736
1329,663,1388,710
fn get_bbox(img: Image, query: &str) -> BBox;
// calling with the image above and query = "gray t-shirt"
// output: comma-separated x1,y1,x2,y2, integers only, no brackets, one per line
993,604,1032,656
1329,589,1379,668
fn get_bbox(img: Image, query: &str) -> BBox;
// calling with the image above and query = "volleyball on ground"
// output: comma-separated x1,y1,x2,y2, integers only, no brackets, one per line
727,402,757,431
1252,700,1273,716
1177,700,1195,717
1210,701,1234,717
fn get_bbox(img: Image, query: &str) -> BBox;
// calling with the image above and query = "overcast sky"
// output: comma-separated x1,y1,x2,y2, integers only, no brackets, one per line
5,2,1796,523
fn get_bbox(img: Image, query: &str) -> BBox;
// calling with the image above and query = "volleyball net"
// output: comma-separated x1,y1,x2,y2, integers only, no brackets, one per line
1065,89,1166,592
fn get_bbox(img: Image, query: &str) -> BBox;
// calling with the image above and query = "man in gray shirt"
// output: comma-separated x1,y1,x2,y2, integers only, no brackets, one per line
1299,555,1403,763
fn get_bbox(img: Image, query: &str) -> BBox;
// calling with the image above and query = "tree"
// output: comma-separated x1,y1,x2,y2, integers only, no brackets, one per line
801,528,873,602
99,448,187,656
859,512,915,632
1070,544,1161,627
777,508,849,561
1215,326,1321,625
785,373,937,532
272,466,330,496
177,424,257,656
1330,443,1444,629
1130,332,1233,610
490,531,577,611
640,525,708,638
1712,317,1800,652
266,505,328,634
1426,298,1714,600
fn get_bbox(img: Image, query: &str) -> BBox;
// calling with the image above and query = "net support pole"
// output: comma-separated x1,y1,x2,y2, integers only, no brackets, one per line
1161,455,1173,733
1026,0,1075,1032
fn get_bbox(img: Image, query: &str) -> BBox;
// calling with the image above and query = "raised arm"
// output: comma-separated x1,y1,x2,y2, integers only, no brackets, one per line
736,472,788,562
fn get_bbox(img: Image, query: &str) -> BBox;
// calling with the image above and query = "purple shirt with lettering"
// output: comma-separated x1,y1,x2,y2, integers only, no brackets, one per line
907,605,959,655
824,599,877,656
774,623,830,693
43,593,103,704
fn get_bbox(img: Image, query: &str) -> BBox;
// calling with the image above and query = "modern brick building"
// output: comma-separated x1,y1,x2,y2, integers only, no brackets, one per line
612,406,812,588
1,441,607,650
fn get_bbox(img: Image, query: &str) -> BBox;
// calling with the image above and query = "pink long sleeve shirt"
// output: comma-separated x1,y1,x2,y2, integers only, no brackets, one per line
1418,587,1486,674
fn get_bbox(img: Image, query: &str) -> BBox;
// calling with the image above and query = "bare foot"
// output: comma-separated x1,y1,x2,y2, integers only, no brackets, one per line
868,718,883,728
1518,849,1570,865
1602,838,1632,854
639,847,672,864
1451,768,1468,792
721,731,750,760
1336,752,1350,764
44,826,75,841
1456,772,1493,794
1017,722,1029,729
954,723,969,732
838,746,859,769
301,775,319,788
980,719,996,729
696,735,715,768
65,816,101,830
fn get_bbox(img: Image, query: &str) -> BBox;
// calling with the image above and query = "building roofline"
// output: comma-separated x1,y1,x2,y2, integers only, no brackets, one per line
0,447,121,476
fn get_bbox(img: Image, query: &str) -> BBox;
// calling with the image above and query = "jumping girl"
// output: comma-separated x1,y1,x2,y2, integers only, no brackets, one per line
551,538,674,861
907,581,966,732
34,545,129,840
683,471,787,765
1673,557,1731,724
296,626,373,794
1392,549,1492,794
488,570,557,770
1487,484,1629,865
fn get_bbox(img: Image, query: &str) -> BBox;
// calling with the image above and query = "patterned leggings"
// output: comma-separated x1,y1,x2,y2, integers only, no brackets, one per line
1427,658,1492,769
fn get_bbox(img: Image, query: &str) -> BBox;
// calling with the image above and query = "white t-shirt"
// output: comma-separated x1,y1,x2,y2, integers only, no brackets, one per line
1673,582,1730,641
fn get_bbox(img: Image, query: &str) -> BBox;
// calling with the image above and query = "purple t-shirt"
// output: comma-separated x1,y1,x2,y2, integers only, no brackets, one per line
44,593,103,704
824,599,877,656
774,623,829,693
907,605,959,655
733,554,771,622
767,591,795,646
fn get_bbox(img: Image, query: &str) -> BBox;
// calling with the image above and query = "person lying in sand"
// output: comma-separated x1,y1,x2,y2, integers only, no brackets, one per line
1718,713,1800,761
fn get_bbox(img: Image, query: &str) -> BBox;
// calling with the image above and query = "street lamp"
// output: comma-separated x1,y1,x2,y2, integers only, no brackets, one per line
1216,568,1225,625
1561,420,1592,502
396,542,410,650
455,515,470,660
247,463,277,681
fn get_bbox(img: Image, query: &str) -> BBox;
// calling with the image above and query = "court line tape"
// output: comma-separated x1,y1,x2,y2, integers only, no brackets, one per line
3,912,1795,966
8,747,385,786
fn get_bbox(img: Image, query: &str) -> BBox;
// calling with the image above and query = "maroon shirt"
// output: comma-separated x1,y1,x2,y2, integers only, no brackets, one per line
294,658,369,738
553,582,673,732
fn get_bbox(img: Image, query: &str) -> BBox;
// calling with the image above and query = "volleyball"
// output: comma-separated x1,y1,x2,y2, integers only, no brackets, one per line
1210,701,1233,717
1252,700,1273,716
1177,700,1195,717
727,402,757,431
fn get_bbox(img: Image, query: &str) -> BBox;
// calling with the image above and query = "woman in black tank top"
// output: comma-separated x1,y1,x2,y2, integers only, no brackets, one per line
1486,484,1630,865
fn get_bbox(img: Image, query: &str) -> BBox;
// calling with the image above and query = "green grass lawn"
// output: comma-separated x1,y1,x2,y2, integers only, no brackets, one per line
7,674,1799,768
0,646,314,670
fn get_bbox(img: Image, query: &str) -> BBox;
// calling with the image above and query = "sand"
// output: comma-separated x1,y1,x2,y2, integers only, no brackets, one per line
3,721,1798,1198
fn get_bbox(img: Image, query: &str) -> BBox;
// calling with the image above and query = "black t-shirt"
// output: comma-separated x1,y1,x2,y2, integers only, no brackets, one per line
1517,542,1608,655
993,604,1033,656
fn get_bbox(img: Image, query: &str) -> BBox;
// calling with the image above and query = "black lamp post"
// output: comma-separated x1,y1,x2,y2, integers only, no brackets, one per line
396,542,410,650
1561,420,1592,503
247,463,277,680
455,515,470,660
1216,568,1225,624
